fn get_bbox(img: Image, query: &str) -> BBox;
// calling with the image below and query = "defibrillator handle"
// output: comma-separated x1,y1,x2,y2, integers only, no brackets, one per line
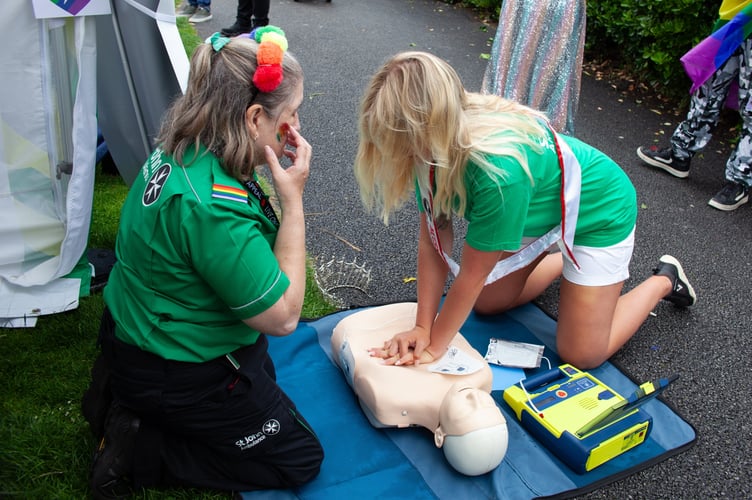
521,366,567,391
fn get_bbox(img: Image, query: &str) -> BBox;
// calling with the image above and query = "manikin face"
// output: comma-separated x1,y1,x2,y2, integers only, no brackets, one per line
435,384,504,441
434,383,508,476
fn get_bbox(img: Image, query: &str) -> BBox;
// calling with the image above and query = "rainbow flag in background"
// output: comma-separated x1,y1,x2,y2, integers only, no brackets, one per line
50,0,91,16
681,4,752,93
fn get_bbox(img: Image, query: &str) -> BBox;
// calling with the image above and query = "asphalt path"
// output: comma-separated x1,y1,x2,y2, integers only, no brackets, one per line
193,1,752,498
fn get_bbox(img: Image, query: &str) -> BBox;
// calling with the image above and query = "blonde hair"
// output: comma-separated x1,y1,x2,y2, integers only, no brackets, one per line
354,51,548,223
156,36,303,181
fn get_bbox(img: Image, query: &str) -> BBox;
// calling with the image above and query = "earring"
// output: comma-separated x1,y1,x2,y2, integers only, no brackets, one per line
253,133,259,141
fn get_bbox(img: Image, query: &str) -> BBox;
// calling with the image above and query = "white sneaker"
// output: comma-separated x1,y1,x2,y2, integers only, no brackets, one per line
175,2,197,17
189,6,213,23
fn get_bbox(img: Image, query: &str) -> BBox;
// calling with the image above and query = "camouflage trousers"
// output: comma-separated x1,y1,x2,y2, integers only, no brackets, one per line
672,37,752,185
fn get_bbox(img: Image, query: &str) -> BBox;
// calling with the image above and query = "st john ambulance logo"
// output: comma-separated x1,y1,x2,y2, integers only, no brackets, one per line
143,164,171,206
262,419,280,435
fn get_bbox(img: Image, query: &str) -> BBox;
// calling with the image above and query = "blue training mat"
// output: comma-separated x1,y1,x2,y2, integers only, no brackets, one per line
241,303,696,499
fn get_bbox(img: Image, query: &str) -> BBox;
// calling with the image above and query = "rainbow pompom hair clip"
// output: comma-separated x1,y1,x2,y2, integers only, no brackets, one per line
249,26,288,93
207,26,289,94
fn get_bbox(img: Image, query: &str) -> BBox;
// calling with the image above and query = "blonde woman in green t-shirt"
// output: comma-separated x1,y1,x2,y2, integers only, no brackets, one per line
355,51,696,371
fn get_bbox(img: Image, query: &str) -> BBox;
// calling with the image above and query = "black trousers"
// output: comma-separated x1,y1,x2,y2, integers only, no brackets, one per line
236,0,270,26
95,309,323,492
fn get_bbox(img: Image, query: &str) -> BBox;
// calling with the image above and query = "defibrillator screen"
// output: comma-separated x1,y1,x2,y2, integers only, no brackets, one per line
534,394,557,409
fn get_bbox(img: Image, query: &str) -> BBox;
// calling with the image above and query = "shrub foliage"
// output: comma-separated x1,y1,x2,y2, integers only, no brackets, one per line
586,0,717,101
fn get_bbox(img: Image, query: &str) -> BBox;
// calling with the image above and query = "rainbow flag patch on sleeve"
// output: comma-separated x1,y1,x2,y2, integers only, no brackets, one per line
212,184,248,203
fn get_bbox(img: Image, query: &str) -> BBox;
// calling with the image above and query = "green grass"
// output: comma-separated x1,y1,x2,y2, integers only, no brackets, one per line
0,21,336,498
1,168,336,499
176,16,203,56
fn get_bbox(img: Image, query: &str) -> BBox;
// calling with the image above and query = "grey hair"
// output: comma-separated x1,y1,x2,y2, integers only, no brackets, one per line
156,36,303,180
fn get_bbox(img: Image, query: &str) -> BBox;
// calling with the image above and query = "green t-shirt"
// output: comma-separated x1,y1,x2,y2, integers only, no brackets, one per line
419,133,637,251
104,146,289,362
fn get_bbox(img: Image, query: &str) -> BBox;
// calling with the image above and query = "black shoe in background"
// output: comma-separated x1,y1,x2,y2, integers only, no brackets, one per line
636,145,691,178
220,21,252,37
221,17,269,37
708,180,750,211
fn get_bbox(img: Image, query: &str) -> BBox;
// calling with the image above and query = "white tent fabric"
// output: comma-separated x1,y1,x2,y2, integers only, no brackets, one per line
0,3,97,327
0,0,188,327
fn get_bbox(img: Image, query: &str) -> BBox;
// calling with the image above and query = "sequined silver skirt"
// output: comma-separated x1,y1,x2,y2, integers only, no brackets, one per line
482,0,586,135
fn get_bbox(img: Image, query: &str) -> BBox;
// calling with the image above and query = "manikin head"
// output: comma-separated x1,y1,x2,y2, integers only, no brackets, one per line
434,383,508,476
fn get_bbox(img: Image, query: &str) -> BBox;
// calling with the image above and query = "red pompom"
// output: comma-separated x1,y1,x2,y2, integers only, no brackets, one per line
254,65,284,92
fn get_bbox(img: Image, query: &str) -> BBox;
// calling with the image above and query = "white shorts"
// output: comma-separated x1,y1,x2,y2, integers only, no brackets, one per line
558,227,635,287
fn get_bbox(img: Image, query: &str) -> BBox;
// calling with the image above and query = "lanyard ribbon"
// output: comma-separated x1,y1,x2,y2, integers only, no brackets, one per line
418,128,581,286
243,179,280,227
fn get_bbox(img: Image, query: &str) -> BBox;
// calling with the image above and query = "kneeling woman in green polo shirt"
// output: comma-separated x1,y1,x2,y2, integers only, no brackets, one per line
355,52,697,371
83,28,323,498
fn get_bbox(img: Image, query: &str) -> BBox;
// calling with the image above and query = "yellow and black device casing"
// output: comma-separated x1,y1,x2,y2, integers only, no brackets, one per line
503,364,651,473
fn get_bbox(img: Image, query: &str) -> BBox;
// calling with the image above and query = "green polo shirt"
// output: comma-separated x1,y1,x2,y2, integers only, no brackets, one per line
104,146,289,362
418,133,637,251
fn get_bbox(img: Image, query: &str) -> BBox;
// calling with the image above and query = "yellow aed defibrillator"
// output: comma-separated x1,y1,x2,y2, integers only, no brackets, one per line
503,364,676,473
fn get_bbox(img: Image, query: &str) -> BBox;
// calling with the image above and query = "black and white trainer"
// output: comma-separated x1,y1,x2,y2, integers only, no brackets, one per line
653,255,696,307
636,145,691,178
708,180,749,211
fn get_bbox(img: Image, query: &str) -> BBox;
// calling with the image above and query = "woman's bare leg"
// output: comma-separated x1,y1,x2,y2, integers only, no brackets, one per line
556,274,673,369
474,253,563,314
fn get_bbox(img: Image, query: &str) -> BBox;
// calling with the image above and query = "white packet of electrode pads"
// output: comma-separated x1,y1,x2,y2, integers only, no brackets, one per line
485,338,544,369
428,345,485,376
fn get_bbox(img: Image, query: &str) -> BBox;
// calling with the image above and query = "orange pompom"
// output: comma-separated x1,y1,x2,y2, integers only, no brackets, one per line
257,42,283,65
